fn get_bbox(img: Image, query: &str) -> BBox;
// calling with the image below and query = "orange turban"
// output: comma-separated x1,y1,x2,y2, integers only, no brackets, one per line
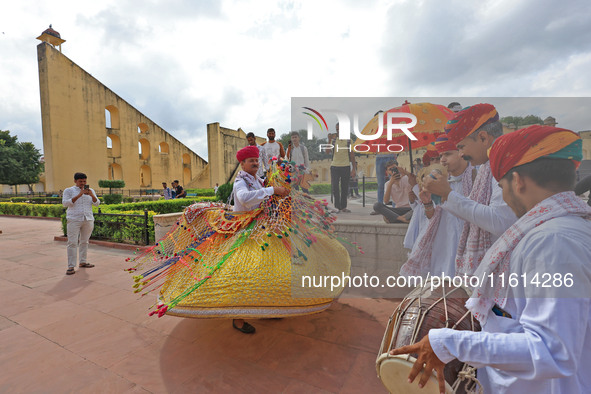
445,104,499,144
422,149,440,166
236,146,259,162
489,125,583,181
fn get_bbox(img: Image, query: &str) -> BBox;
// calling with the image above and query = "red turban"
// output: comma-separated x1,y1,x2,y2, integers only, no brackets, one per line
422,149,439,166
434,134,456,154
236,146,259,162
489,125,583,181
445,104,499,144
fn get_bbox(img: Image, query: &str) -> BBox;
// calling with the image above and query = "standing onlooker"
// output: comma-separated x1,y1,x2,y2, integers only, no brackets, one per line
259,128,285,174
286,131,311,193
62,172,100,275
246,132,267,178
327,123,356,213
172,180,187,198
214,183,219,194
162,182,173,200
373,161,412,223
286,132,310,169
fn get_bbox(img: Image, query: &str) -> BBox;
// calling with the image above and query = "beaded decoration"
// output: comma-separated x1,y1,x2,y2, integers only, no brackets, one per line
126,158,361,318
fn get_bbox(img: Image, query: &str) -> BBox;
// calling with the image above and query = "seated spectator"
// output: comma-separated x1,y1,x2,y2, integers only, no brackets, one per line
373,161,412,223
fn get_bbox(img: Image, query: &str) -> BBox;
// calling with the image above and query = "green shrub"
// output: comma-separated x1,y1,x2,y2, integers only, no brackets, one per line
98,196,216,214
0,202,65,217
185,188,216,197
216,183,233,203
102,194,123,204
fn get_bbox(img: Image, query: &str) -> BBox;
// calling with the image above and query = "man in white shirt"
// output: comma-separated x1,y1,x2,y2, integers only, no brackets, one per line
424,104,517,275
259,128,285,175
391,125,591,394
231,146,288,332
162,182,173,200
286,132,311,192
400,135,473,277
62,172,100,275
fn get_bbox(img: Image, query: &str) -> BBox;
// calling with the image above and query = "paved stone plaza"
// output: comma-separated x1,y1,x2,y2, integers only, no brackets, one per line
0,215,402,393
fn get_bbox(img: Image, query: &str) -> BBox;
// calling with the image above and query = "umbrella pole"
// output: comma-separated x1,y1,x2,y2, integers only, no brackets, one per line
408,137,414,174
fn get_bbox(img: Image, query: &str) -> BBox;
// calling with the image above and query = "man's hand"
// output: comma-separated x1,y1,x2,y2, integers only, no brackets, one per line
389,335,447,394
423,173,452,201
273,186,289,196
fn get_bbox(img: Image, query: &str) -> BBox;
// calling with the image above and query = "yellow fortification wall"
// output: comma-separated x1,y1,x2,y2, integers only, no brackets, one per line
37,42,207,192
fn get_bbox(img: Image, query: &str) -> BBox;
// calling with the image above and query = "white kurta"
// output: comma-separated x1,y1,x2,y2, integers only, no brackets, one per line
442,164,517,242
256,144,266,178
232,172,274,212
404,184,428,250
429,215,591,393
428,173,467,276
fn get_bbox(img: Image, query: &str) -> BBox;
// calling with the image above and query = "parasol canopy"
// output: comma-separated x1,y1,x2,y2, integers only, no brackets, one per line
353,102,455,153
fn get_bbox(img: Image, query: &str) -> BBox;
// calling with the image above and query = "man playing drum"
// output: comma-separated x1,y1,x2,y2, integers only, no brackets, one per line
391,125,591,393
423,104,517,276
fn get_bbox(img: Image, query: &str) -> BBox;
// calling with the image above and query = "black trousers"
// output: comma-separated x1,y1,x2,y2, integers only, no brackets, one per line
373,202,412,223
331,166,350,210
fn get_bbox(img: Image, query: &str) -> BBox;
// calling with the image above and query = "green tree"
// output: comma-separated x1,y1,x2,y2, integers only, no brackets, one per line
278,129,330,162
98,179,126,204
500,115,544,127
0,130,44,193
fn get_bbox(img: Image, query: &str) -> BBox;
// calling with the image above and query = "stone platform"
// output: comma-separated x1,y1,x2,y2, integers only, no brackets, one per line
0,215,409,393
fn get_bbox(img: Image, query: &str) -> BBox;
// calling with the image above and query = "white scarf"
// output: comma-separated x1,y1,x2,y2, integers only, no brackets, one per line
466,191,591,324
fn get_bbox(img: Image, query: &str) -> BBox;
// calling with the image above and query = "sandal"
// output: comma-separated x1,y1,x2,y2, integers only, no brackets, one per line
232,320,256,334
79,263,95,268
66,267,75,275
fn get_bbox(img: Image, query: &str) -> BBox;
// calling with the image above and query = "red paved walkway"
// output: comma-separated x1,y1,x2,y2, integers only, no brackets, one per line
0,216,399,393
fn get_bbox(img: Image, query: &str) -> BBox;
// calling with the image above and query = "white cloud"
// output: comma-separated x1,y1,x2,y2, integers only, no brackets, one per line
1,0,590,161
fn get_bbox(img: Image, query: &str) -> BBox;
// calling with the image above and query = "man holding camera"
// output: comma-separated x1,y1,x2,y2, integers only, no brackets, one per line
373,160,412,223
62,172,100,275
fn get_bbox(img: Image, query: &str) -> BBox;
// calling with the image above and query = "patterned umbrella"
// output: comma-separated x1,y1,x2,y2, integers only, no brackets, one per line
354,102,455,152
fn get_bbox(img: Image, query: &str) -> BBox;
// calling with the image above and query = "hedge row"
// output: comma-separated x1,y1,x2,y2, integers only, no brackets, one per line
7,197,63,204
0,196,217,218
103,196,217,214
0,202,66,217
185,188,216,197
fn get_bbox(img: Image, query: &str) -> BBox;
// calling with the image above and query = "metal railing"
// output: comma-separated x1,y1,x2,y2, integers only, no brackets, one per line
92,208,151,245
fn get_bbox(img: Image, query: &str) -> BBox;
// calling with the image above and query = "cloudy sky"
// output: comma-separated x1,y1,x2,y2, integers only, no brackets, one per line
1,0,591,160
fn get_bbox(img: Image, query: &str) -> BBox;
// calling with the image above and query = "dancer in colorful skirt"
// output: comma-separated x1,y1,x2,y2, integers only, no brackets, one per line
127,145,352,335
392,125,591,393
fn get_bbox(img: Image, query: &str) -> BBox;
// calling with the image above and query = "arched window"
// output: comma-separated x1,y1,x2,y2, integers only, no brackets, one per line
140,165,152,187
183,167,192,186
138,138,150,160
105,105,120,129
107,134,121,157
108,163,123,180
159,142,169,154
138,123,148,134
182,153,191,165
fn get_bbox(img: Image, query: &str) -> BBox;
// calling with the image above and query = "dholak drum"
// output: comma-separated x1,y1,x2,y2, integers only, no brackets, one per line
376,279,482,394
